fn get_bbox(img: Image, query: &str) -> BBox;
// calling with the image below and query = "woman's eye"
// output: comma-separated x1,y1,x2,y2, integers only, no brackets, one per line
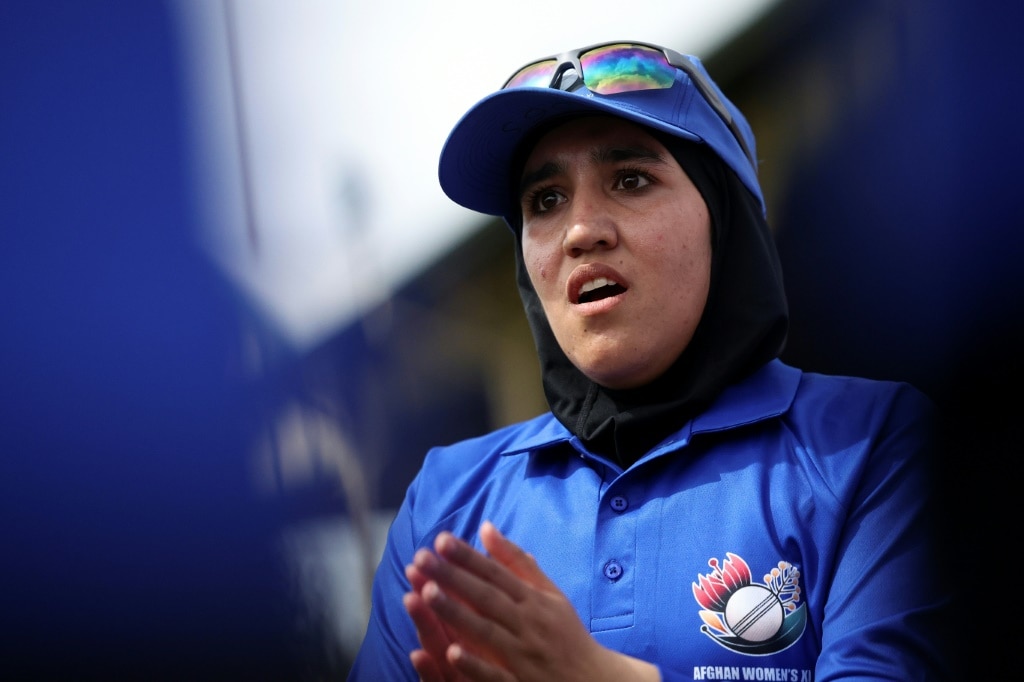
532,189,564,213
616,172,650,191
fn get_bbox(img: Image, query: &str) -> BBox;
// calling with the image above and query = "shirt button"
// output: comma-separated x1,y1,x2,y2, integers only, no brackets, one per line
603,560,624,581
609,495,628,512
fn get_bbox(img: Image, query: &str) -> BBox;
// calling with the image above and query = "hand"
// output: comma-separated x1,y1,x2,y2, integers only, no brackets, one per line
403,521,660,682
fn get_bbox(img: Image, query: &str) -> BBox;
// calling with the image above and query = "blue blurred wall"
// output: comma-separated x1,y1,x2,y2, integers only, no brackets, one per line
0,2,307,677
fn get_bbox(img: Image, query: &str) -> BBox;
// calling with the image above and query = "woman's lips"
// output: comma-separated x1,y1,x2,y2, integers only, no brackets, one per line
567,263,629,307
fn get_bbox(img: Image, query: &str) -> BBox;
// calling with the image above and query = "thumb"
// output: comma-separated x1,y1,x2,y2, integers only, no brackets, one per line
479,521,557,591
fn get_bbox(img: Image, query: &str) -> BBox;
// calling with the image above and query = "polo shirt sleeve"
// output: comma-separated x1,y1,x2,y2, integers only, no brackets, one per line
813,383,954,679
347,473,425,681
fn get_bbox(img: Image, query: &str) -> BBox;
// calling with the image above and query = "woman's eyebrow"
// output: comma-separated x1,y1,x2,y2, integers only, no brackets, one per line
592,144,668,165
518,161,563,198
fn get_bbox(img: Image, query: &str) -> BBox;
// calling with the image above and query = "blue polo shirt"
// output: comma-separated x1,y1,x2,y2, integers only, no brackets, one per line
349,359,952,680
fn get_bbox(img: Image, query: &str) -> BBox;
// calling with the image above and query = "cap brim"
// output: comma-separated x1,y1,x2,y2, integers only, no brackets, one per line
438,86,703,219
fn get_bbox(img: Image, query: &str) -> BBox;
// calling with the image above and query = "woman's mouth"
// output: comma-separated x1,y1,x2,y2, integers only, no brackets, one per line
577,276,627,304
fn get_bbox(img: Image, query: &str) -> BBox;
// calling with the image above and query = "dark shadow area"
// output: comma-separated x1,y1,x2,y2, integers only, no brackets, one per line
763,0,1022,676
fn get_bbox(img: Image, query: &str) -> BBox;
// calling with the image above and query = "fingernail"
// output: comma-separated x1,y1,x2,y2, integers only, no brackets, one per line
414,550,438,571
436,533,459,555
424,581,445,603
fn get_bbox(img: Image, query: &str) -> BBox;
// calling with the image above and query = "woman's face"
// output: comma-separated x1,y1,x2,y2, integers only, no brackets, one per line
519,116,713,390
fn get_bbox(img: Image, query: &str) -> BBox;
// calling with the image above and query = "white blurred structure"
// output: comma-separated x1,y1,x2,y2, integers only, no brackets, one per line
172,0,779,352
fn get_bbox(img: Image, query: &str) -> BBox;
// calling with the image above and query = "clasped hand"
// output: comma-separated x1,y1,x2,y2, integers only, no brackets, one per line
403,521,660,682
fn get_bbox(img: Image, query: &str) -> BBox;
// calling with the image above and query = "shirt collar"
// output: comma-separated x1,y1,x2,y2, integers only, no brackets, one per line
499,359,799,458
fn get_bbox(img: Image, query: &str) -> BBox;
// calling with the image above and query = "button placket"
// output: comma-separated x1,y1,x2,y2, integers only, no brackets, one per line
591,479,637,630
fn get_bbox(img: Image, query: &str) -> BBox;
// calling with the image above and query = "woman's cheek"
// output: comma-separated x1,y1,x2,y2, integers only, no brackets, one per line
523,240,553,287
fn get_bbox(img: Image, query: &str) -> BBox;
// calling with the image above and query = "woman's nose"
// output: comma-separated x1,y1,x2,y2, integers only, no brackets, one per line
562,194,618,256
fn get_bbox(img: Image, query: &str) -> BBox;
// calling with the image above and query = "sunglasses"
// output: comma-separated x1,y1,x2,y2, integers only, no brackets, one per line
501,41,756,171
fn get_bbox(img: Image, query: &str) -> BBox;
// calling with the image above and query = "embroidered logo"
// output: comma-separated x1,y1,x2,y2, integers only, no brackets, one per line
692,552,807,655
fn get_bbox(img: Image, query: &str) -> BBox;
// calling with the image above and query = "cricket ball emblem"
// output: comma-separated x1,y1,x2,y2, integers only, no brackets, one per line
692,552,807,655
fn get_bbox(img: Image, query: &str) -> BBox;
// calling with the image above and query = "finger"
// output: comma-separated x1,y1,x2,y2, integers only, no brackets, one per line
479,521,558,591
447,643,516,682
409,648,447,682
404,590,455,664
406,556,432,593
422,580,512,661
414,542,523,629
431,532,529,603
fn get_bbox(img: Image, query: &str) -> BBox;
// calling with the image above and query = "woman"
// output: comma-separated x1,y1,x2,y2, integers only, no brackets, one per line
349,42,952,681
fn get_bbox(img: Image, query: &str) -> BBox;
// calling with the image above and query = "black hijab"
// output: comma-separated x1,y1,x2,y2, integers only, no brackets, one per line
510,133,789,467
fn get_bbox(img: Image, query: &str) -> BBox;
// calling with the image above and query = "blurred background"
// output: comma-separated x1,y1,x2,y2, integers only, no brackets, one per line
1,0,1019,679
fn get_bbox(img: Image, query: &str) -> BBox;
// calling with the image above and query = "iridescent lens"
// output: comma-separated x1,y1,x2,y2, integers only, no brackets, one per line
504,59,558,89
580,44,676,94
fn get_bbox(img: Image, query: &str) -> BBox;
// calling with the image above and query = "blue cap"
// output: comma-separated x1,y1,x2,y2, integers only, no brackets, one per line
437,53,764,220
